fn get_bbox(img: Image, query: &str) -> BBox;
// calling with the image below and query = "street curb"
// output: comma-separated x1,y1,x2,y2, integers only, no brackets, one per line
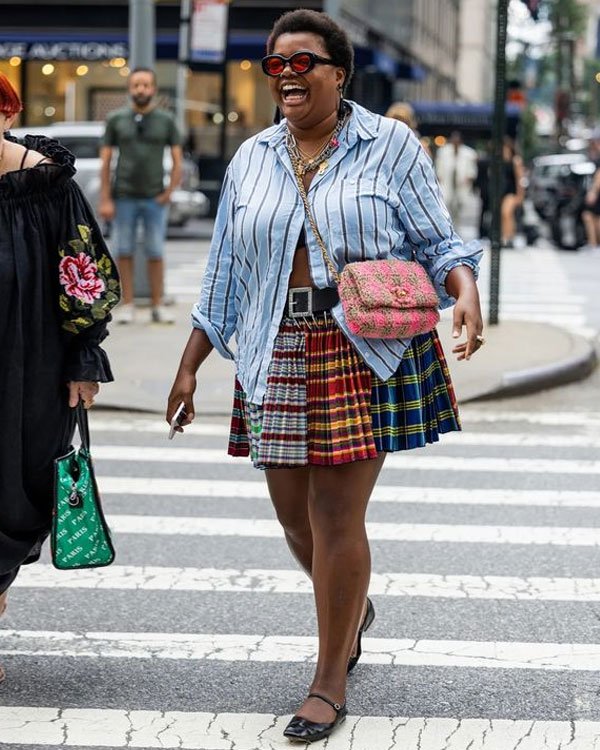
462,336,598,402
95,341,598,415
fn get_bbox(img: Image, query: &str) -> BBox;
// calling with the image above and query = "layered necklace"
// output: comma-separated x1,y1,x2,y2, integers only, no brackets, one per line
286,107,349,177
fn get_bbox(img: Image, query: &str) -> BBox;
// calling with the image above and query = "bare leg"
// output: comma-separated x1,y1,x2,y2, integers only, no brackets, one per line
265,467,312,576
501,194,517,242
147,259,165,308
292,453,386,724
116,256,134,305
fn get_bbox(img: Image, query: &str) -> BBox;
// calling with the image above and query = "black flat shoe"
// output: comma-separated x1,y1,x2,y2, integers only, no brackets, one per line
283,692,347,744
347,596,375,674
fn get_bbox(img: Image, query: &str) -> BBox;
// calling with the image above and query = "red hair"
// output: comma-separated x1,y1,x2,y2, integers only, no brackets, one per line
0,73,23,116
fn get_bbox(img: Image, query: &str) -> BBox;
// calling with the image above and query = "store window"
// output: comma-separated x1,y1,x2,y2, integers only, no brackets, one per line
22,59,176,126
0,59,23,123
186,60,272,159
0,57,178,126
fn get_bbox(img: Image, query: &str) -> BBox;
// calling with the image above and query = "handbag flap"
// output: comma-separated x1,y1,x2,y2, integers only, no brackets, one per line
341,260,439,310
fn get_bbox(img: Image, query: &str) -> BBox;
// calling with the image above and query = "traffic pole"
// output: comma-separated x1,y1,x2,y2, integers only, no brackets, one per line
489,0,509,326
129,0,155,69
129,0,156,302
218,5,230,165
176,0,191,136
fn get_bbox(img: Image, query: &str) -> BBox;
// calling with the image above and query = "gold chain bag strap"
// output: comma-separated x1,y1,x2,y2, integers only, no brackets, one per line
291,168,440,339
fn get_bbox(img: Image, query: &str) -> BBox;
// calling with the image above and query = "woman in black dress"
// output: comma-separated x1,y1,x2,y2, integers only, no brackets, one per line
0,74,120,680
501,137,525,248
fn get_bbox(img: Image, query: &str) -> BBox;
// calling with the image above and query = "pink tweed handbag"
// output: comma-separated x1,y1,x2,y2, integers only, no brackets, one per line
338,259,440,339
292,168,440,339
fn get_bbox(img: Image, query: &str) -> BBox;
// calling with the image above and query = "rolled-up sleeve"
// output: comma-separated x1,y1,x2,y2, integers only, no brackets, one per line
395,136,482,309
192,166,238,359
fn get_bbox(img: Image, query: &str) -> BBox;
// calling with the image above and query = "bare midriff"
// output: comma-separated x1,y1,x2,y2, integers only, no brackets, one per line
288,170,316,289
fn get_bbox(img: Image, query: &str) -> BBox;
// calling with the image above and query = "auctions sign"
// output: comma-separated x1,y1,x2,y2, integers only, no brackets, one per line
190,0,229,64
0,42,128,61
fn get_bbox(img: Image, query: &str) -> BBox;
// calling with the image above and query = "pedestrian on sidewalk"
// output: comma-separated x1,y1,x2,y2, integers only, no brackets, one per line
167,9,483,744
385,101,432,158
0,74,120,682
435,130,478,226
500,137,525,248
99,67,183,325
582,152,600,251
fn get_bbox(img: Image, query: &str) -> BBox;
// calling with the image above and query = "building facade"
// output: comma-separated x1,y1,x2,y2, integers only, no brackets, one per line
455,0,495,104
331,0,462,103
1,1,467,158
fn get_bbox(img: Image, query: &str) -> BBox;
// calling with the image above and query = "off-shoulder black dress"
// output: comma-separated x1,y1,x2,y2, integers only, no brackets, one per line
0,135,120,590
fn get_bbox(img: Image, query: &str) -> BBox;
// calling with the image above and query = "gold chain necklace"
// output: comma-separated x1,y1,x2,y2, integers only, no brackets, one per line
286,111,349,177
295,130,336,161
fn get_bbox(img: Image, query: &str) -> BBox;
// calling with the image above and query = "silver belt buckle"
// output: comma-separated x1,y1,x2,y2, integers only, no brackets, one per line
288,287,313,318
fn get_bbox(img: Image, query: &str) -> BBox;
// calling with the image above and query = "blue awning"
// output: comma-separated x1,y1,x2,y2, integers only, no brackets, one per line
0,29,427,79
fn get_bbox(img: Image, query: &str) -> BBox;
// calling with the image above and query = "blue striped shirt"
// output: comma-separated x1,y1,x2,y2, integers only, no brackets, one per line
192,101,481,404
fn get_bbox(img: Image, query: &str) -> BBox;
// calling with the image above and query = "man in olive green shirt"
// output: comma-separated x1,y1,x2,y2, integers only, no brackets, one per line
99,68,182,324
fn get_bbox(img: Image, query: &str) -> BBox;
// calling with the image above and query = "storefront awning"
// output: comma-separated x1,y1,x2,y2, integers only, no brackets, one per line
0,29,427,79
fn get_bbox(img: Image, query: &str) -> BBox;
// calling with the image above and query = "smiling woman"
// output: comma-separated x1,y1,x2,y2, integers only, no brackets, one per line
166,8,484,745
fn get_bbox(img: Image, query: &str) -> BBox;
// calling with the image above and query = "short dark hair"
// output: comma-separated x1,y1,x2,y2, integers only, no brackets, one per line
129,67,157,85
266,9,354,92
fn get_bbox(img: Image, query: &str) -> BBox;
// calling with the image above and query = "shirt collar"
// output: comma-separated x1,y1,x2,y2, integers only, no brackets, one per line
258,100,379,148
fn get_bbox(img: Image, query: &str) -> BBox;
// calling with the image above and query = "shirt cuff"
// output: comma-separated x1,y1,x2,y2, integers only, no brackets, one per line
63,343,114,383
191,304,235,360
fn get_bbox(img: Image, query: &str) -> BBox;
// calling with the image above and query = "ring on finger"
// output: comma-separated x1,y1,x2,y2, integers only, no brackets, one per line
476,335,486,346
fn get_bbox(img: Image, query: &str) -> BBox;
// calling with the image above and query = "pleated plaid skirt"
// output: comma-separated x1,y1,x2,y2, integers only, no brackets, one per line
228,315,461,469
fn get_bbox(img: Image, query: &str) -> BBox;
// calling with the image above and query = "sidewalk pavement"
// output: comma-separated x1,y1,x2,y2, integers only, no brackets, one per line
96,304,598,415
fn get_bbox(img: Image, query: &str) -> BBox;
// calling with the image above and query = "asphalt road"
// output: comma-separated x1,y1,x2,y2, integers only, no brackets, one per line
2,374,600,749
2,218,600,748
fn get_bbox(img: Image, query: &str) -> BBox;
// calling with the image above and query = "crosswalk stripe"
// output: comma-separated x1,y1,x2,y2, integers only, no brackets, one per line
105,515,600,546
99,477,600,508
92,446,600,474
2,708,599,749
89,421,600,447
3,630,600,671
14,564,600,602
91,419,231,435
90,411,600,428
456,411,600,426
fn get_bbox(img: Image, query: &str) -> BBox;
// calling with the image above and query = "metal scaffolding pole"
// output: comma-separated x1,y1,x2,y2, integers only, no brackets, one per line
488,0,509,326
129,0,155,69
128,0,156,301
176,0,191,136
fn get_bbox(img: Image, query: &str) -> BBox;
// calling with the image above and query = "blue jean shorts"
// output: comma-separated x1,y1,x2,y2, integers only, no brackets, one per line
113,197,168,259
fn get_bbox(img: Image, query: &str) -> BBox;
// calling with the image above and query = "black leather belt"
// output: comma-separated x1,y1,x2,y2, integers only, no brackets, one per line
285,287,339,318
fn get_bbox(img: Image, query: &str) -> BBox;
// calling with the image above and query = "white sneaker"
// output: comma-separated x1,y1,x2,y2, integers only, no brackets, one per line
151,305,175,324
113,303,135,325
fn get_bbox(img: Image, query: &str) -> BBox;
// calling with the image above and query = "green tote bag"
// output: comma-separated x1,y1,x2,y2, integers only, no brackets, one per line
52,403,115,570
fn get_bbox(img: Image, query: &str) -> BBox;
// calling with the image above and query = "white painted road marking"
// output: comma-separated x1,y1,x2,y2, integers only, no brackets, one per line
456,411,600,427
15,564,600,602
92,445,600,474
90,420,600,447
105,514,600,546
99,476,600,508
4,630,600,671
90,411,600,430
2,708,599,749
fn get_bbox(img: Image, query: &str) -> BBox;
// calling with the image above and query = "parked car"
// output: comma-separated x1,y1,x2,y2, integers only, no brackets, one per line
9,122,209,228
546,159,597,251
529,152,589,221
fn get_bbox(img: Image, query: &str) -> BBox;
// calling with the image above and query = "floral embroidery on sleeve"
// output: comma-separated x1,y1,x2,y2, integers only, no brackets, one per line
58,224,120,334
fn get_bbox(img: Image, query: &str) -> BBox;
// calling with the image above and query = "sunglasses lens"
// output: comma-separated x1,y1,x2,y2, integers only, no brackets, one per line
264,57,284,76
290,53,313,73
